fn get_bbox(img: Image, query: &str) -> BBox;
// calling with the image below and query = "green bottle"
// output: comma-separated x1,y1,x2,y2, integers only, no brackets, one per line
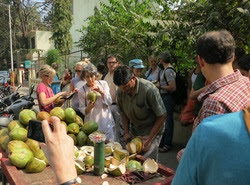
93,141,104,176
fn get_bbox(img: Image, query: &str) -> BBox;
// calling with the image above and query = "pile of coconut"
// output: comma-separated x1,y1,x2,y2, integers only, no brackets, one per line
74,137,159,177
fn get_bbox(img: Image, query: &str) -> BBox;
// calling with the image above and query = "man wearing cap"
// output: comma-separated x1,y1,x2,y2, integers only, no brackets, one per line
114,65,166,161
129,59,145,78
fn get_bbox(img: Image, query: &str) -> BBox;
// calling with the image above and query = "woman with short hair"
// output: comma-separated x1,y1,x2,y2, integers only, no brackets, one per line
78,63,115,141
36,65,67,112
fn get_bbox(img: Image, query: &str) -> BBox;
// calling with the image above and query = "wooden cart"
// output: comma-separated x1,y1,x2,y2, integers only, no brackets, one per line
0,152,175,185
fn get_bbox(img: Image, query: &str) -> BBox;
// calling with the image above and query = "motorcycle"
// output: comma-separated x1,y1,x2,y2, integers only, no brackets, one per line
0,84,35,129
0,84,22,109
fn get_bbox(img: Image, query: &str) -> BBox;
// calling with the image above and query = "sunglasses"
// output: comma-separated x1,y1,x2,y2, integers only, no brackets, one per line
75,70,82,72
107,62,118,65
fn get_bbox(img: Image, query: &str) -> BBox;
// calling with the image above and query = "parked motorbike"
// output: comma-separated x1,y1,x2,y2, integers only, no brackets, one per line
0,84,35,128
0,84,22,109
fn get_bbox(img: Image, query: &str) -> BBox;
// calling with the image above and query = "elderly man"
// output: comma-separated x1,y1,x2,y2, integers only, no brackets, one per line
114,65,166,161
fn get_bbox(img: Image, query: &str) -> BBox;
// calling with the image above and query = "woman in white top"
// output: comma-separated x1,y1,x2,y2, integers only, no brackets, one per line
145,55,161,83
78,63,115,141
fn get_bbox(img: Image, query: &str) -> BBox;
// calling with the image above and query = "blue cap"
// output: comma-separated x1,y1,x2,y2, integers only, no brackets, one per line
129,59,145,69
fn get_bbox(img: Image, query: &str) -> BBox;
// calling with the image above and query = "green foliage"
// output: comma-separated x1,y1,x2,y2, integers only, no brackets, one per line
51,0,73,54
77,0,250,74
46,49,61,66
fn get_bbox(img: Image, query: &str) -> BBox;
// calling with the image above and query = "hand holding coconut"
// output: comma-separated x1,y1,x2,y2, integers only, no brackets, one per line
41,116,77,184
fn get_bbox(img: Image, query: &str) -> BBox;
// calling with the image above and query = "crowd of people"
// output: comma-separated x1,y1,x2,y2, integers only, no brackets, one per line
36,30,250,185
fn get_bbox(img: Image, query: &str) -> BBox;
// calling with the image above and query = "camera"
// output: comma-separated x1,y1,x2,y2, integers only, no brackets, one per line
27,120,53,143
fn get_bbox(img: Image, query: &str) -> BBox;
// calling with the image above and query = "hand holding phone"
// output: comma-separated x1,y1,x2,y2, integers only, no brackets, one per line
27,120,53,143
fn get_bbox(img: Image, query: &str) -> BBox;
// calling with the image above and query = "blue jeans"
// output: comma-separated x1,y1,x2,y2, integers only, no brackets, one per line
160,93,174,147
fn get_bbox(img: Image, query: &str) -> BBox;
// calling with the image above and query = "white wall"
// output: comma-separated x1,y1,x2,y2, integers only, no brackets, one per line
32,30,54,60
70,0,108,59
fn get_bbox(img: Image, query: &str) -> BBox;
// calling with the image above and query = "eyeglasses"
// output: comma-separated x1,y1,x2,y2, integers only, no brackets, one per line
107,62,118,65
75,70,82,72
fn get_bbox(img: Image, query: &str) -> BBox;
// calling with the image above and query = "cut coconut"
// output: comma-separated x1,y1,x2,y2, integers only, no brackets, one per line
129,154,137,160
128,142,137,154
143,159,158,174
102,181,109,185
111,157,121,166
113,142,123,150
108,163,126,176
104,146,113,156
75,150,86,162
131,137,143,153
80,146,94,157
75,161,85,175
113,149,129,161
105,156,114,167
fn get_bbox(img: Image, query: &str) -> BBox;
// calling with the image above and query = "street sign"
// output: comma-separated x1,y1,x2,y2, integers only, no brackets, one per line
25,60,31,69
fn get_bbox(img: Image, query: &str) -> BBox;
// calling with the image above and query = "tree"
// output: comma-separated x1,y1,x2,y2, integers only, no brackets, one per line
51,0,73,55
45,49,61,66
77,0,250,74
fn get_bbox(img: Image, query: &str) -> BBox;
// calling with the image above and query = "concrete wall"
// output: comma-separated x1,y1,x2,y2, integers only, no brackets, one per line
70,0,108,59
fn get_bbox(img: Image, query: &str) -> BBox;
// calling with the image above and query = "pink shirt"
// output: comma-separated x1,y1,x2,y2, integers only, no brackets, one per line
36,82,55,112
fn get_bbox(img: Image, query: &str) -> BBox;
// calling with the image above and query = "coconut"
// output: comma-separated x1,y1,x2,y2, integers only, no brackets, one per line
113,149,129,161
75,161,85,175
8,120,24,132
25,157,46,173
7,140,29,154
80,146,94,157
143,158,158,174
0,135,10,151
84,155,94,167
9,127,28,141
25,138,40,153
9,148,34,168
126,137,143,154
108,164,126,176
33,149,49,166
126,160,142,171
0,128,9,137
75,150,86,162
104,156,113,167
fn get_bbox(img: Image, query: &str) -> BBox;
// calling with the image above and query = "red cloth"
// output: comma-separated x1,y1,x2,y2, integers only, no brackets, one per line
180,99,196,125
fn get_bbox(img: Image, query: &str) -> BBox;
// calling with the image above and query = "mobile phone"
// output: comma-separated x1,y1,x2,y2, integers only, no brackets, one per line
60,92,75,100
27,120,53,143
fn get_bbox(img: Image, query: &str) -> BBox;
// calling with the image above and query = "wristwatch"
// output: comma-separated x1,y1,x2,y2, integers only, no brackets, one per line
60,177,81,185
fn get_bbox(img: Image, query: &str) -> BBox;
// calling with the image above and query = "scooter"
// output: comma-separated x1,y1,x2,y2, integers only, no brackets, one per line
0,84,22,109
0,84,35,129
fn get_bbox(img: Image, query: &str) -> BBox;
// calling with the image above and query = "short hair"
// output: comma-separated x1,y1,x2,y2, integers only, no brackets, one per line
96,62,106,74
237,54,250,71
107,54,118,63
159,51,172,64
39,64,56,78
51,62,58,70
113,65,134,86
76,58,91,67
196,30,235,64
80,63,99,79
148,55,157,62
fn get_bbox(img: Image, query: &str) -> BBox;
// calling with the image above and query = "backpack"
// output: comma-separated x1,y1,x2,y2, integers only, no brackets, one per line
161,67,187,106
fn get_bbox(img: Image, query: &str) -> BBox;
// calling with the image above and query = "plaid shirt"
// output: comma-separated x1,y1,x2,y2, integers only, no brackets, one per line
193,70,250,132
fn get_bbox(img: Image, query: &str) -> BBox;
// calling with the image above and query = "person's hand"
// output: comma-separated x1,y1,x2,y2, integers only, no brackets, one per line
74,88,79,93
60,91,69,97
92,86,104,97
85,101,95,114
139,136,152,153
124,132,131,143
40,116,77,184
